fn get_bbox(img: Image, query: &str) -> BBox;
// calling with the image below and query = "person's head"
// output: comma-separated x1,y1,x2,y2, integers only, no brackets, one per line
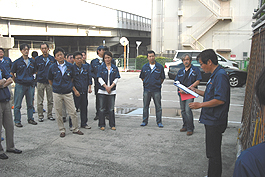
181,53,192,68
73,51,83,66
66,53,74,64
0,48,4,58
147,50,156,64
40,43,49,56
255,67,265,106
31,51,38,59
81,51,86,63
103,51,113,65
20,43,30,57
97,45,108,57
197,49,218,73
53,47,65,63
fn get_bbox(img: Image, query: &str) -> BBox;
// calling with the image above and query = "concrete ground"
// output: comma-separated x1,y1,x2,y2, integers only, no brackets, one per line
0,72,244,177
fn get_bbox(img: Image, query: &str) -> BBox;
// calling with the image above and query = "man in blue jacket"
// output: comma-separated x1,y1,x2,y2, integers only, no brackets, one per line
73,51,92,129
139,50,165,128
11,43,38,127
35,43,55,122
0,48,14,108
174,54,202,136
0,65,22,159
48,48,83,138
189,49,230,177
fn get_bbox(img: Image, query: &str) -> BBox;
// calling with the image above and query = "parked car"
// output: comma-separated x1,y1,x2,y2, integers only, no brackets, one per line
168,60,247,87
165,50,239,76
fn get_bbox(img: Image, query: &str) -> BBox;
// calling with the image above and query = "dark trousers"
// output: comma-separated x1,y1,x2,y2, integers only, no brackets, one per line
205,124,227,177
98,94,115,128
95,86,109,117
73,92,88,127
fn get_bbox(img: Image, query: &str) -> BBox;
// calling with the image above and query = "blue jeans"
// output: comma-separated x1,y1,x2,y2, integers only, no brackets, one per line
143,91,162,124
98,94,116,128
179,97,194,132
14,83,34,123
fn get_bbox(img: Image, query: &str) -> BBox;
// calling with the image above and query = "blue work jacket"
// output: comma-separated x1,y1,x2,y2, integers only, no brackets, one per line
97,63,120,91
48,61,74,94
11,56,37,86
199,65,230,126
175,64,202,95
35,54,56,84
0,65,11,102
139,62,165,92
0,57,12,73
73,63,92,94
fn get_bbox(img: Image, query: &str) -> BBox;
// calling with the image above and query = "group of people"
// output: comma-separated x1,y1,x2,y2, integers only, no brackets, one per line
0,43,121,159
0,45,263,177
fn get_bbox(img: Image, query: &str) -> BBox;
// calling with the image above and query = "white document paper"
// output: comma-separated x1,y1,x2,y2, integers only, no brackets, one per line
174,81,199,98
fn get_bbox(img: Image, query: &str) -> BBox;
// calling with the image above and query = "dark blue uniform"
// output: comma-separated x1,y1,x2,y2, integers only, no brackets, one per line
139,62,165,126
139,62,165,92
11,57,36,86
47,61,74,94
97,62,120,128
35,54,56,84
0,65,12,102
0,57,12,74
11,57,37,124
73,63,92,127
200,65,230,177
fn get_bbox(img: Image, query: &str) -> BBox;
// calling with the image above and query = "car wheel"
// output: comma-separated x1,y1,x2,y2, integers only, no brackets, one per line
229,75,239,87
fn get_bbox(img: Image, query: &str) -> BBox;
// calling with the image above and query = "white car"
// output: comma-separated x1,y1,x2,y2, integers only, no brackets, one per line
164,50,239,77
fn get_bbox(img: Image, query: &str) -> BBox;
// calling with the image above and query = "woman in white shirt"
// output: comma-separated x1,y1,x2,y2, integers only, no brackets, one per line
97,51,120,130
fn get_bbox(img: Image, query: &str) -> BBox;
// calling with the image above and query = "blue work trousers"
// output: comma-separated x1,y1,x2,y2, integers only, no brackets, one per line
73,92,88,127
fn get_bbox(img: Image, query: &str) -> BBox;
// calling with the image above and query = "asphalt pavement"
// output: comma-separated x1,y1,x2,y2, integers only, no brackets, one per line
0,72,244,177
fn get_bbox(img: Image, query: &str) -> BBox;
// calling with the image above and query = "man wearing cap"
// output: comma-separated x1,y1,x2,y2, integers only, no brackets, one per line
90,45,108,120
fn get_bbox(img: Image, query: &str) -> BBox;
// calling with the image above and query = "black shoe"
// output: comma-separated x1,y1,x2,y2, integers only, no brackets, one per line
94,116,99,120
15,123,23,127
28,119,38,125
48,117,55,121
6,148,22,154
0,153,8,159
63,117,66,122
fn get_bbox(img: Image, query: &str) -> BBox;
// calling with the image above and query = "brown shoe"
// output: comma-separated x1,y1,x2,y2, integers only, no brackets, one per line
100,127,105,131
60,132,65,138
187,131,193,136
180,128,187,132
111,127,116,130
73,130,84,135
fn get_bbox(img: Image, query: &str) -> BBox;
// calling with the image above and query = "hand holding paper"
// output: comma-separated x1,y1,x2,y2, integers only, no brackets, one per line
174,81,199,101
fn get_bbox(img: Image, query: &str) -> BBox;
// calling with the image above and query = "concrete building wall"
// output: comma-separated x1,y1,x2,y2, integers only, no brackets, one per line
151,0,258,60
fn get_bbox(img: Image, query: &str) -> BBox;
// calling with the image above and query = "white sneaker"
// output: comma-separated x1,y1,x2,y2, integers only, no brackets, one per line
81,125,91,129
69,127,74,131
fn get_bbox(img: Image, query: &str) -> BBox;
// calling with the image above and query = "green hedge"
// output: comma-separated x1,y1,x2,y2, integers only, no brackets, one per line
136,55,172,69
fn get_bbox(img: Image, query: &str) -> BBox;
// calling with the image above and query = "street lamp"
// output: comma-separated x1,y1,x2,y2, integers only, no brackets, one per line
136,41,142,57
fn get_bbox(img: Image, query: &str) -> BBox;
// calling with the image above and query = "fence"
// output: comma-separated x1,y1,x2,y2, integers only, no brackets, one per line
237,27,265,153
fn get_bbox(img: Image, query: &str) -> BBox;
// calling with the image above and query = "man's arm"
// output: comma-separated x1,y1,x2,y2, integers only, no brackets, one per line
3,78,13,87
189,99,224,109
189,80,200,88
48,80,53,86
190,87,205,96
10,72,16,83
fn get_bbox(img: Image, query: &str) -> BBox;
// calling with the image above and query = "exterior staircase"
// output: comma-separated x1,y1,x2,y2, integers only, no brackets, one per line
183,0,233,50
